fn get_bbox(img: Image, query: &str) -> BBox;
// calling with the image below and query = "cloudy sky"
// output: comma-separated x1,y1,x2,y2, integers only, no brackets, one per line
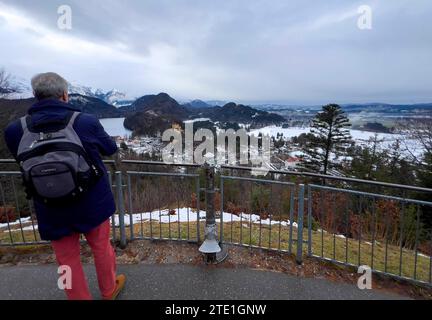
0,0,431,104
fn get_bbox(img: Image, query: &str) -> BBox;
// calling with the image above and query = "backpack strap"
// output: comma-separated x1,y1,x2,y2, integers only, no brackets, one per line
20,116,29,132
68,112,81,127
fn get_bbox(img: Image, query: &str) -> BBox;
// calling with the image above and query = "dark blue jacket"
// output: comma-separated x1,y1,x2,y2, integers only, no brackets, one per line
4,99,118,240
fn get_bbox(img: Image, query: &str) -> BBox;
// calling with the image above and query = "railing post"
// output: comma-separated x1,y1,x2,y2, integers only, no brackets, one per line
199,164,222,263
115,171,127,249
296,184,305,265
307,185,313,257
196,175,201,243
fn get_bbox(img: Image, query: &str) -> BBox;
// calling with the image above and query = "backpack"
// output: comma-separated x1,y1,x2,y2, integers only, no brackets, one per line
16,111,102,205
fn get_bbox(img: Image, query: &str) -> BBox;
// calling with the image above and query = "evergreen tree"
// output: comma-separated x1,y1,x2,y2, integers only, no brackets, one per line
347,134,386,180
347,137,415,186
302,104,352,174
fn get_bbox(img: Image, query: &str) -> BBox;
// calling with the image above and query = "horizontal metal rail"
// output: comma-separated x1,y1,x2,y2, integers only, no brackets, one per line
121,160,201,168
0,159,116,165
309,184,432,207
0,159,16,164
220,175,295,186
221,164,432,193
126,171,199,178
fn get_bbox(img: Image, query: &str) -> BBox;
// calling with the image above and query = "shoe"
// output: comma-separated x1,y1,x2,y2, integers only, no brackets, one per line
106,274,126,300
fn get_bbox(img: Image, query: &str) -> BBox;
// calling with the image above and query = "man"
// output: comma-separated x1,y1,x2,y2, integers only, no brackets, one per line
4,72,125,300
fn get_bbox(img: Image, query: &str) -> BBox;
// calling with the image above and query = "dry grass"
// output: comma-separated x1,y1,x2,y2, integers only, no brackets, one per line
122,214,431,284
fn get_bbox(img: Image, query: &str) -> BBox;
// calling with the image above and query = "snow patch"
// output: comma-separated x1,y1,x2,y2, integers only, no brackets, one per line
111,208,297,228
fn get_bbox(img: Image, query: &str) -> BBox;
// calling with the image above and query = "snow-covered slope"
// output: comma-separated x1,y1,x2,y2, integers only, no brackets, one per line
4,75,133,107
6,76,33,99
68,83,132,106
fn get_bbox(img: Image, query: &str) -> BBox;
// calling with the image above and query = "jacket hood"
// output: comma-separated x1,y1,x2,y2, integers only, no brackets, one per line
28,99,81,115
27,99,81,127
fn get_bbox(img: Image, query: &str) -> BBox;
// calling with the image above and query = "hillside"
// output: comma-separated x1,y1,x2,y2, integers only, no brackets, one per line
123,95,286,136
183,99,213,109
121,93,188,136
68,94,123,118
195,102,286,126
120,92,189,119
0,98,35,158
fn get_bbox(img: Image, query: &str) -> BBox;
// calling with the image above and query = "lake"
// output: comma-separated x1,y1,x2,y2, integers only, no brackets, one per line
100,117,132,137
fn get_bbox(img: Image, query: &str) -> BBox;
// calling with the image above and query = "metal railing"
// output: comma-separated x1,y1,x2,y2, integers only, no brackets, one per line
1,159,432,287
123,170,201,244
307,184,432,286
219,175,302,260
220,165,432,286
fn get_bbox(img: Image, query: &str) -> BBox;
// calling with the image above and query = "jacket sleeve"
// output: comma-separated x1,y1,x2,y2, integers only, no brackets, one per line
4,120,24,160
76,114,118,157
90,117,118,156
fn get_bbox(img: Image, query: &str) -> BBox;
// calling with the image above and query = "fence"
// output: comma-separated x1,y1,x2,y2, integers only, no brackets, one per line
1,159,431,287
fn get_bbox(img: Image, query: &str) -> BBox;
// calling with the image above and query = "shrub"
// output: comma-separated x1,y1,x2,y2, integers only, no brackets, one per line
0,206,17,224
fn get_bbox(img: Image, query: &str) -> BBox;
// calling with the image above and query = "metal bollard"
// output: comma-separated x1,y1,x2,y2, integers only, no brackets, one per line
115,171,127,249
199,164,223,263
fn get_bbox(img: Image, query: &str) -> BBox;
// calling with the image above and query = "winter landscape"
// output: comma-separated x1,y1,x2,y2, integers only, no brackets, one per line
1,0,432,302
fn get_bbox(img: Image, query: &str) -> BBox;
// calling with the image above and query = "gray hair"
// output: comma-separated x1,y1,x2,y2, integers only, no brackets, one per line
31,72,68,101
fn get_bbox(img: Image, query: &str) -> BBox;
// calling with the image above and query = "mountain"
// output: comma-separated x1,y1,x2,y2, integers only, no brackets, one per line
205,100,228,107
121,92,189,120
3,75,133,107
68,84,131,107
123,94,286,136
68,94,123,118
124,111,175,137
193,102,286,126
122,93,190,136
183,99,213,109
103,89,134,107
3,76,33,99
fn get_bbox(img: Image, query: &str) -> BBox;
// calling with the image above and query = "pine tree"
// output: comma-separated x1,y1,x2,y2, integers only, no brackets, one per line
302,104,352,175
347,134,385,180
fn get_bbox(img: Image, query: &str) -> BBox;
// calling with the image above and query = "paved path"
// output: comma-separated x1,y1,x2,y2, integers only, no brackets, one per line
0,264,408,300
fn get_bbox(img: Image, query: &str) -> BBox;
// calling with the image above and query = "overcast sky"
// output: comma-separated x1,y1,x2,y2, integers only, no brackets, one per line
0,0,431,105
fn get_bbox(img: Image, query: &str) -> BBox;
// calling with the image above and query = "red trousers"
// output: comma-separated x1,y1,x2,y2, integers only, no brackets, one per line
51,219,116,300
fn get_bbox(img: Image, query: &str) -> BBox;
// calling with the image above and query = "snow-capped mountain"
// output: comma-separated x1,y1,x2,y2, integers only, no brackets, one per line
68,83,132,107
5,76,33,99
3,75,134,106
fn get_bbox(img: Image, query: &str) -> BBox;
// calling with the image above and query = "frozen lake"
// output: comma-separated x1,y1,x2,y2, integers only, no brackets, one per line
100,117,132,137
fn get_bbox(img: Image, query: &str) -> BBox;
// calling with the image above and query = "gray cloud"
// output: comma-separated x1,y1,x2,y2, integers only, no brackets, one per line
0,0,431,104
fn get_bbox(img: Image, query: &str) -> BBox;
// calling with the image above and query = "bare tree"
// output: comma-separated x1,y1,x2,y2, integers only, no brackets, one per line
0,68,18,98
398,119,432,163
